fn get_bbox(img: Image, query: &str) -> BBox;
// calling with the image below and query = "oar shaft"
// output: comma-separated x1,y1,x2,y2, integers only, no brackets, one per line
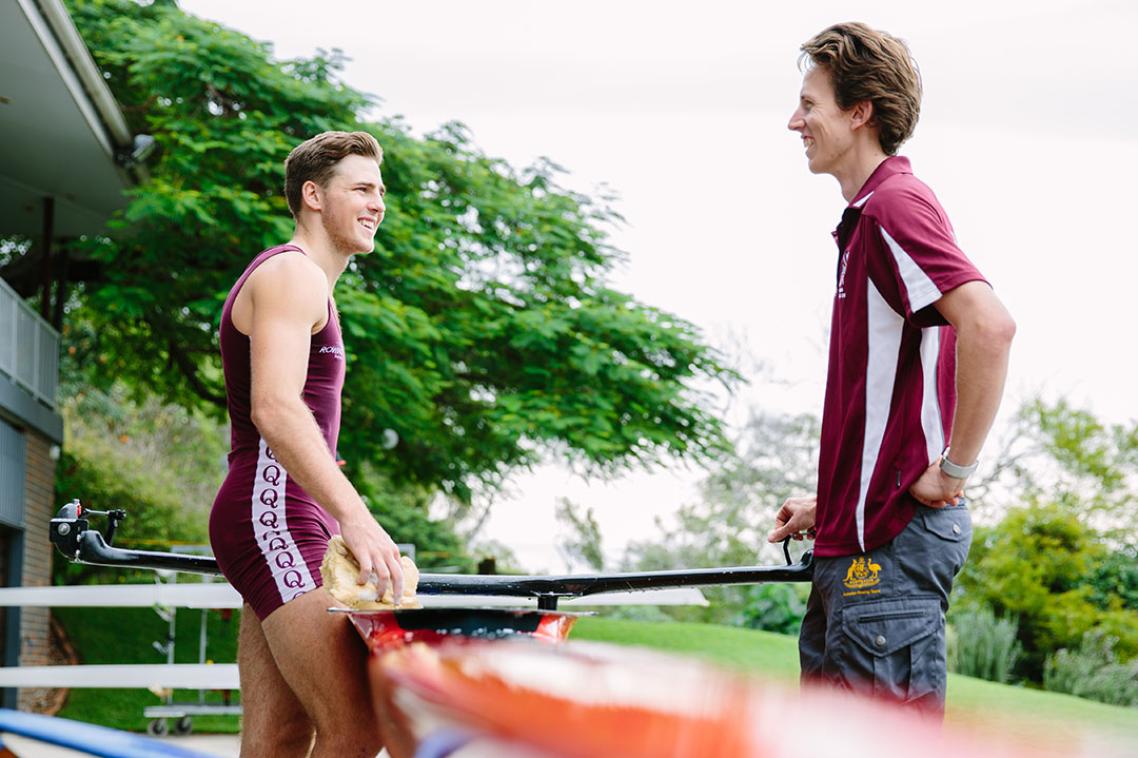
52,506,814,601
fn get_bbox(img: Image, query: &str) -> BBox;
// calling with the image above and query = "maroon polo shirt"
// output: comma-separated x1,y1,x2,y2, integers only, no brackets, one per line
813,156,987,558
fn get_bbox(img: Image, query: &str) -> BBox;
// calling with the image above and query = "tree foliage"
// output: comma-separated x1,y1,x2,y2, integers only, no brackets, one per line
742,583,809,635
555,498,605,572
4,0,734,509
954,504,1138,681
622,395,1138,663
621,410,820,626
52,383,219,583
953,397,1138,691
947,605,1022,684
971,397,1138,534
1044,632,1138,707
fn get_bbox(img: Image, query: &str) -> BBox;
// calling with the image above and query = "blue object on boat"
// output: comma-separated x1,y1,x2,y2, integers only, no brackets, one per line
414,728,474,758
0,708,213,757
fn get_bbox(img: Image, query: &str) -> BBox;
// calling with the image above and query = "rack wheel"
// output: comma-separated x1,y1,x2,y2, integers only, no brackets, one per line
147,719,168,736
174,716,193,735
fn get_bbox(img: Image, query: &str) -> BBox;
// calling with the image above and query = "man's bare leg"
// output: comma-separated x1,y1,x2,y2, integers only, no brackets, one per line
238,604,315,757
261,589,383,758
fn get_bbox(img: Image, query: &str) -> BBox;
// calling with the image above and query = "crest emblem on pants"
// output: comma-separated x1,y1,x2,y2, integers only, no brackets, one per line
843,555,882,590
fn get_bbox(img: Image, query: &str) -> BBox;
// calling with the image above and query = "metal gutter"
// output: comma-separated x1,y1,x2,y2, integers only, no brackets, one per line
30,0,133,149
22,0,149,182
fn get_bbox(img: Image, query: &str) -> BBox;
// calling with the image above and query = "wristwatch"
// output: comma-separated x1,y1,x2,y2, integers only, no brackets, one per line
939,447,978,480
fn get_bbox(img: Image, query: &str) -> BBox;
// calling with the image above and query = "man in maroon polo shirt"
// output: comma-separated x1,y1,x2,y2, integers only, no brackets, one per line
768,23,1016,716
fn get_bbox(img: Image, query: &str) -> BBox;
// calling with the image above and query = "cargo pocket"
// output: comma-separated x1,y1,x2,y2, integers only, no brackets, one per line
840,597,942,704
921,505,973,579
921,504,971,542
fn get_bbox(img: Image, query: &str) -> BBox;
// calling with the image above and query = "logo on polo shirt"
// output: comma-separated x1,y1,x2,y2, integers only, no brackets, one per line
842,554,882,592
837,250,851,299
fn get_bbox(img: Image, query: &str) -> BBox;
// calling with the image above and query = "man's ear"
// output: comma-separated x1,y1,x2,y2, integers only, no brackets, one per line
849,100,875,131
301,180,323,212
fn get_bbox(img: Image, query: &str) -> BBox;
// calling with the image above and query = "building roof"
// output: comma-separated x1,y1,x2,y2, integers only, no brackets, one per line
0,0,141,237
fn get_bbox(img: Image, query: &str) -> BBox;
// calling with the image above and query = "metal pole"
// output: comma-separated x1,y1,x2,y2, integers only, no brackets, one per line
39,197,54,321
167,574,175,708
198,605,207,706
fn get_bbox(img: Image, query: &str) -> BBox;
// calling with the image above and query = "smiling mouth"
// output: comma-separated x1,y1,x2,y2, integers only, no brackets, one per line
358,218,377,232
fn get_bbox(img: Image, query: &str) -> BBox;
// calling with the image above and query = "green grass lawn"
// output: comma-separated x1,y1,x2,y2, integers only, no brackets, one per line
54,606,242,734
53,607,1138,746
573,617,1138,747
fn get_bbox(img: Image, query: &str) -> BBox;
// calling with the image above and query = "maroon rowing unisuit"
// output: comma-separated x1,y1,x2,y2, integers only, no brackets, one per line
209,244,345,620
814,157,986,558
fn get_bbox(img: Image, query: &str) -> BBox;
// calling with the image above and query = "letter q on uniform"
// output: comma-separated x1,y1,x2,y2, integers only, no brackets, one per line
262,465,282,485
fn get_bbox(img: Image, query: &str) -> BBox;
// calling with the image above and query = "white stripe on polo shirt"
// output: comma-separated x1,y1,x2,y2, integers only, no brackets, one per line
858,280,905,552
880,226,941,313
919,327,945,466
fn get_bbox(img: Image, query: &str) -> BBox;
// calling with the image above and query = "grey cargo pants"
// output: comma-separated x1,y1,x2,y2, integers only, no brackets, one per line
798,502,973,717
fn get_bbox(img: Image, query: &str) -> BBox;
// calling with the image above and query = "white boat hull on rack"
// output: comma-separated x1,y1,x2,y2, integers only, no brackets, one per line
0,583,706,609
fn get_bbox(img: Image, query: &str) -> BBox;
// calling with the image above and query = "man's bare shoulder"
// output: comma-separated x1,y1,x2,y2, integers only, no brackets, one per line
245,251,328,322
249,250,324,285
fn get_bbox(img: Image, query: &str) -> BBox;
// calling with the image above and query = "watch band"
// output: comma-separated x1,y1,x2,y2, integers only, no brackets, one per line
939,447,978,479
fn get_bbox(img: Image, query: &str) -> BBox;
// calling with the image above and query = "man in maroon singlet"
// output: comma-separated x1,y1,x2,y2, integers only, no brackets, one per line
210,131,399,755
768,24,1016,716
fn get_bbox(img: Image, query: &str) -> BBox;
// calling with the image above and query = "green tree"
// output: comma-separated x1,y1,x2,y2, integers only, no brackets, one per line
4,0,733,532
52,383,221,583
1089,547,1138,614
970,398,1138,534
955,504,1138,681
556,498,605,572
953,396,1138,690
621,410,819,626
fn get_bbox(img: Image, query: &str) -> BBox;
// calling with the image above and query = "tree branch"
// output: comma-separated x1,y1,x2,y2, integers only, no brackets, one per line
167,339,226,408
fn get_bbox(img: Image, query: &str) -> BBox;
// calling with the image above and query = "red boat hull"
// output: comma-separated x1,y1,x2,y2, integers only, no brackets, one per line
347,609,1071,758
346,607,577,758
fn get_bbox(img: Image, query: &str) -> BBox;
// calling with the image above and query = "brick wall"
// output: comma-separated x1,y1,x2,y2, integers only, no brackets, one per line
18,430,56,712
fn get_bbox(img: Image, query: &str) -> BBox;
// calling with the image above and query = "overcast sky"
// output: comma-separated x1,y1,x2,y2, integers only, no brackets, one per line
182,0,1138,571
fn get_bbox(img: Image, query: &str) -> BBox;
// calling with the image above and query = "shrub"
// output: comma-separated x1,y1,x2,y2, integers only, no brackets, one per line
1044,632,1138,707
954,504,1138,680
743,583,809,635
948,605,1022,683
1088,547,1138,614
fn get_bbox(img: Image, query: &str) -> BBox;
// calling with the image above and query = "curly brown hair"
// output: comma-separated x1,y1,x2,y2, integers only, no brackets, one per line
284,131,383,218
800,23,922,155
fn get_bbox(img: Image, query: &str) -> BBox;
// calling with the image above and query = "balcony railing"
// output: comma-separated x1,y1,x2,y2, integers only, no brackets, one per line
0,277,59,410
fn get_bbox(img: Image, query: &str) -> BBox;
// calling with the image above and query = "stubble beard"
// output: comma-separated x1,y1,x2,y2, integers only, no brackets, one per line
324,206,374,258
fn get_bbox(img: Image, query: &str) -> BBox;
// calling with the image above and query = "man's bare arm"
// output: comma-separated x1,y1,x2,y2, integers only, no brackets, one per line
935,280,1016,466
246,254,404,600
910,280,1016,507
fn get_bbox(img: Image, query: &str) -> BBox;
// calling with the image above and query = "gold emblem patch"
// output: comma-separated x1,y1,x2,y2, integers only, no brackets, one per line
842,555,882,591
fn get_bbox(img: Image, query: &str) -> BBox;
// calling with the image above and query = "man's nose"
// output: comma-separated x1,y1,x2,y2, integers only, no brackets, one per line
788,110,804,131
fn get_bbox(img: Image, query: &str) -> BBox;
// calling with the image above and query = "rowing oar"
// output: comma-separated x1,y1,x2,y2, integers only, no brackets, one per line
50,500,813,610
